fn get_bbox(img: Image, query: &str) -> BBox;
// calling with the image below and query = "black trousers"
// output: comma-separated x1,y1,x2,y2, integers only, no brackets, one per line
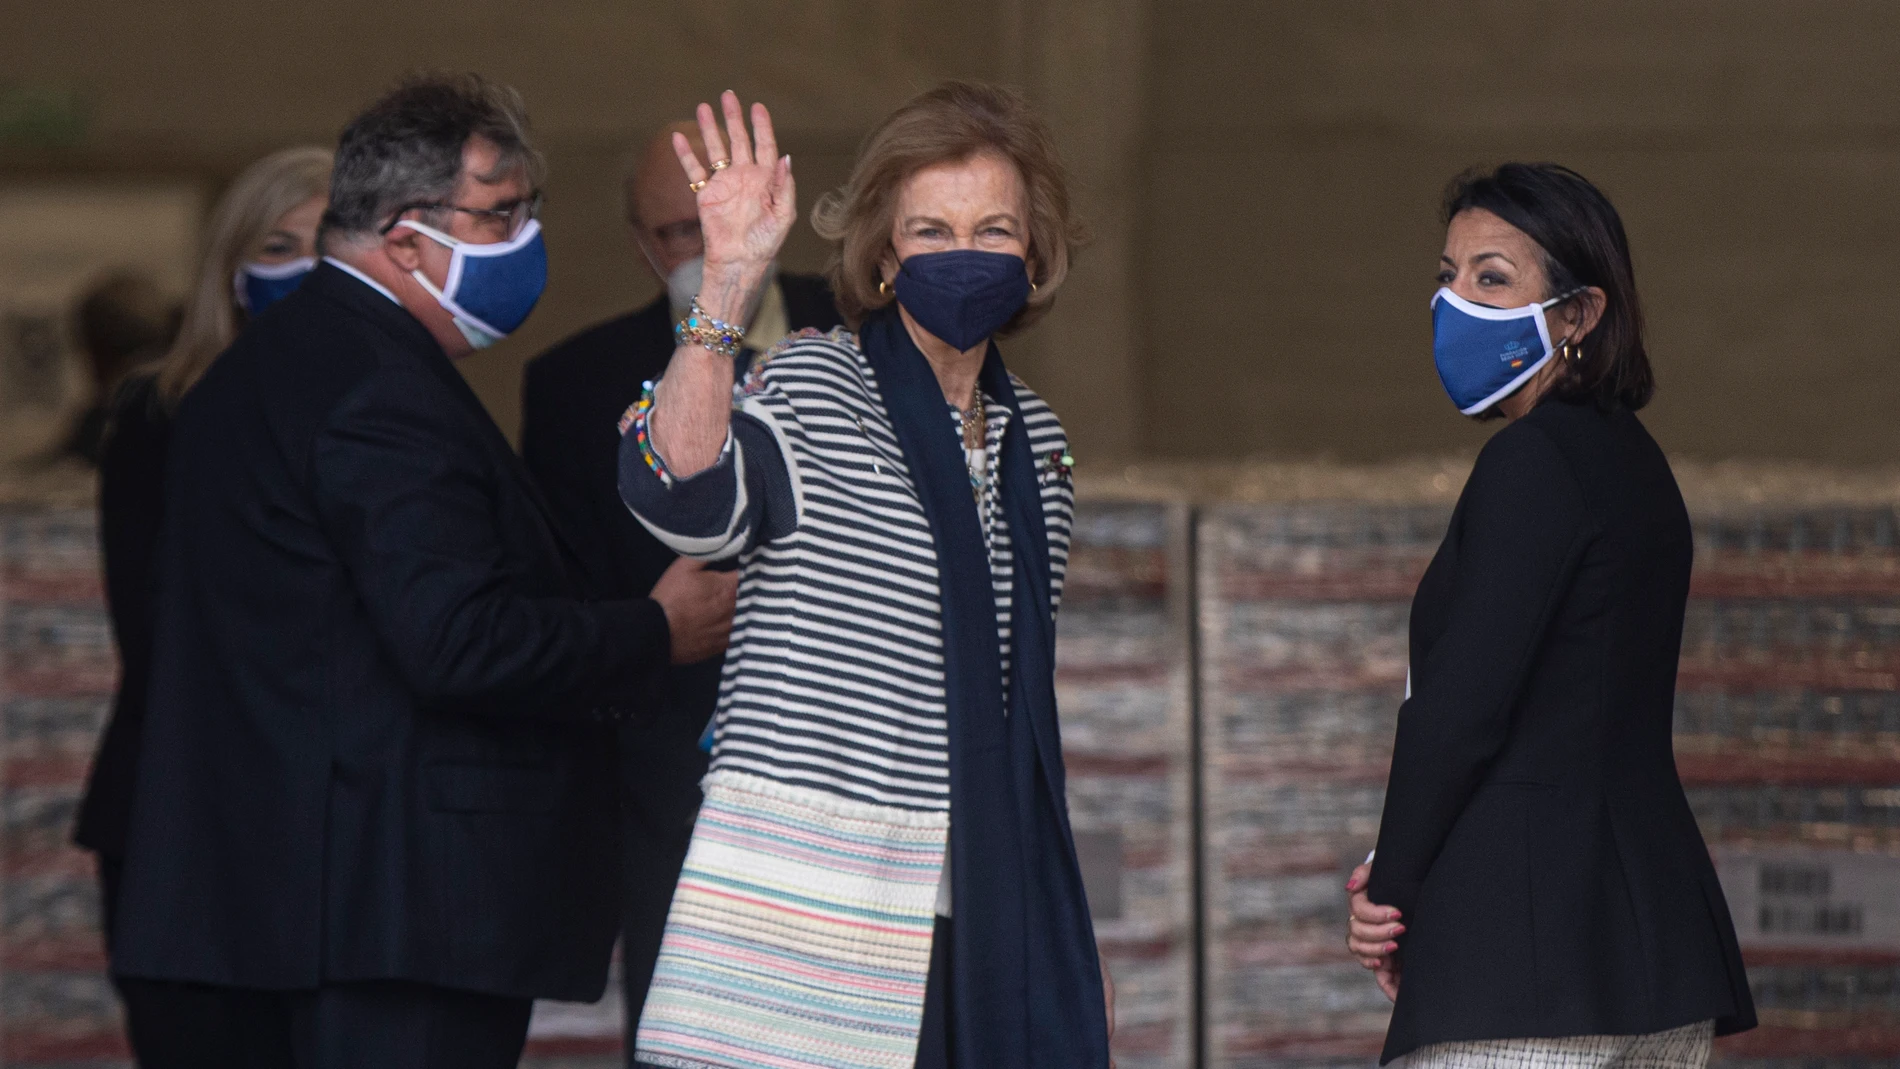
114,978,532,1069
617,716,708,1066
102,855,247,1067
913,917,953,1069
102,857,532,1068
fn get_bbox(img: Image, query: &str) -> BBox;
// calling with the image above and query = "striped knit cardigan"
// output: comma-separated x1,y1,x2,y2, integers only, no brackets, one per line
616,327,1074,1069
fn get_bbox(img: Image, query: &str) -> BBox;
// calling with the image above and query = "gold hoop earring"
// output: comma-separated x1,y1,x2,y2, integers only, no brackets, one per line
879,279,891,296
1030,281,1039,294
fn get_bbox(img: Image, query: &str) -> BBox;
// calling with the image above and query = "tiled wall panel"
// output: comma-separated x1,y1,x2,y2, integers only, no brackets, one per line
1,508,118,1066
1060,502,1196,1069
0,501,1199,1069
1197,505,1444,1067
1198,500,1900,1068
1682,508,1900,1067
6,491,1895,1068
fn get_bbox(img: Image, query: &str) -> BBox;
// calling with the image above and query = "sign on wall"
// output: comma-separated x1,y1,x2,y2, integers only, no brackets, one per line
1715,846,1900,951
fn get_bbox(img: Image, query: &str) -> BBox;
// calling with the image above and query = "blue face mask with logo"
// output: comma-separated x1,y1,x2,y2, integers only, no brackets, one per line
233,258,316,315
1430,286,1580,415
396,218,548,350
892,250,1032,351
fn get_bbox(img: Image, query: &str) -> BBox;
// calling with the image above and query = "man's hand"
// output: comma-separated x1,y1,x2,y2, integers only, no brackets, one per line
1345,861,1405,1003
650,557,737,665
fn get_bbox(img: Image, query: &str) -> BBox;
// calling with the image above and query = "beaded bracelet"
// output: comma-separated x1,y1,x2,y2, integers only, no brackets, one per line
673,297,746,358
620,380,671,483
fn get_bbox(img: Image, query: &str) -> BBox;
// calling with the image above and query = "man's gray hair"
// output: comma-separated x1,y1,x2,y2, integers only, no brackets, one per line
321,73,546,249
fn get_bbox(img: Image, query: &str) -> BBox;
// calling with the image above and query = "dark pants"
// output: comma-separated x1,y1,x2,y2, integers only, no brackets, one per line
914,917,954,1069
101,857,532,1068
102,855,254,1068
617,716,708,1065
115,979,531,1069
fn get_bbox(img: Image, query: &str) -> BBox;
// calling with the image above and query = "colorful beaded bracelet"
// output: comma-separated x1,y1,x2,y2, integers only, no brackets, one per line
619,380,671,482
673,297,746,358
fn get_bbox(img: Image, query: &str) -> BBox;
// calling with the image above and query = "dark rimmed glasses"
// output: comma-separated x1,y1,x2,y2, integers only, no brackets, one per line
380,190,543,239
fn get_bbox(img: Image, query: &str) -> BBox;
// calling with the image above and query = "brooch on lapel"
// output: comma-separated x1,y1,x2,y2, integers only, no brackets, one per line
1041,449,1076,485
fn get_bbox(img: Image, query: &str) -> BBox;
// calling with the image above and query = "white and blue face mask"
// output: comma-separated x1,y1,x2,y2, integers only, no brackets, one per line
233,257,316,315
395,218,547,350
1430,287,1580,415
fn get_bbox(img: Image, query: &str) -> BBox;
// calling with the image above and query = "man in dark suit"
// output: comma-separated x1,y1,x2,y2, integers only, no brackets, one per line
520,120,840,1053
111,75,735,1069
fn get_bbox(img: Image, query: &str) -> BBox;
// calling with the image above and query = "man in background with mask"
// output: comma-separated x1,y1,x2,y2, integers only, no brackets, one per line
519,120,839,1058
109,74,735,1069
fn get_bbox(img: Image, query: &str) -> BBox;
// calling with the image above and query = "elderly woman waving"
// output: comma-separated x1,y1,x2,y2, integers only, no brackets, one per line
618,84,1111,1069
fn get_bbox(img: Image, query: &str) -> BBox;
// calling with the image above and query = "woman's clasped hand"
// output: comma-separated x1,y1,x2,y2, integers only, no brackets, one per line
1344,860,1402,1001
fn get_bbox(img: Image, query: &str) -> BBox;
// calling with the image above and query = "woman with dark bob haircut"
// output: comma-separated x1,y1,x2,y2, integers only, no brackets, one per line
618,84,1112,1069
1343,163,1756,1067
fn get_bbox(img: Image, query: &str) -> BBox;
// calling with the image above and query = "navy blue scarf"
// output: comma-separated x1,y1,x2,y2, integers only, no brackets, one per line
859,308,1110,1069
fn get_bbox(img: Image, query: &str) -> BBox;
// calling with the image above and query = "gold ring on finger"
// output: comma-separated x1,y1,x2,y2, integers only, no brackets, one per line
710,159,731,171
688,178,709,193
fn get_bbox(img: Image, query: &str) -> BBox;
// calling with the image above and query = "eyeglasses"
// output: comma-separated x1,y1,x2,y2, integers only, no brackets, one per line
380,190,543,238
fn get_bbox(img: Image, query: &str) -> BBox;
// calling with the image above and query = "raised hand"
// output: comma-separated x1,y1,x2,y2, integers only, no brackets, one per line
674,91,796,322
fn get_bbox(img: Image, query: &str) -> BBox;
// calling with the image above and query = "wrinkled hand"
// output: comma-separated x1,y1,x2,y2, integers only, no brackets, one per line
650,556,738,665
675,91,796,320
1345,861,1404,1003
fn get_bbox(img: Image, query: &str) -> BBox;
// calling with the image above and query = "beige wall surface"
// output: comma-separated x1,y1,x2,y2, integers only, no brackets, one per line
0,0,1008,439
1143,1,1900,465
5,1,1897,466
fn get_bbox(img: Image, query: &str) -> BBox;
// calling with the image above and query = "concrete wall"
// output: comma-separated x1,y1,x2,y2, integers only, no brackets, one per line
4,1,1898,467
0,0,1010,442
1143,1,1900,465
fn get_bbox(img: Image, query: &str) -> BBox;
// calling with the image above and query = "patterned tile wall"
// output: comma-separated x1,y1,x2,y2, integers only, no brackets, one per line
0,501,1199,1068
1197,504,1442,1068
1059,502,1196,1069
1683,508,1900,1067
2,508,117,1067
1197,500,1900,1068
6,492,1896,1068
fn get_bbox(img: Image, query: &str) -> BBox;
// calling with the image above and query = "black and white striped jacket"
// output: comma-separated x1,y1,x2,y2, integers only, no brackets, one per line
617,328,1074,814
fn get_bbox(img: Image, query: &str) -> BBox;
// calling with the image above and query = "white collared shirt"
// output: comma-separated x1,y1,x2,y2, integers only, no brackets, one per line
322,255,401,306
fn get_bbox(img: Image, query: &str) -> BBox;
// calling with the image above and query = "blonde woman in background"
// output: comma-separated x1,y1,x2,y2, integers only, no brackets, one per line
73,144,330,1068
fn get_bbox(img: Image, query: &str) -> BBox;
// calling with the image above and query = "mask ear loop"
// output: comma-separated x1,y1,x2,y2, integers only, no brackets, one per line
1541,287,1590,369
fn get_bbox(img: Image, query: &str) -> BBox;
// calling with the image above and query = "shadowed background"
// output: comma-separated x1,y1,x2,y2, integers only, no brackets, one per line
3,3,1899,1068
5,0,1897,467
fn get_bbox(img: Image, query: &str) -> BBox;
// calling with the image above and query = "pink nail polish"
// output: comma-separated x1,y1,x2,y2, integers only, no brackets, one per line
1385,942,1398,953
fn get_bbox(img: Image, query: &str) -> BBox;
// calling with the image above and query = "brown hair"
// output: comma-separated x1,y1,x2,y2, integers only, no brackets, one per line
153,145,332,407
812,81,1086,332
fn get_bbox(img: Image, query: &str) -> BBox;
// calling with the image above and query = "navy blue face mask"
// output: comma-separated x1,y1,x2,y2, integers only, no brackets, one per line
1430,286,1581,415
892,250,1031,351
233,257,315,315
